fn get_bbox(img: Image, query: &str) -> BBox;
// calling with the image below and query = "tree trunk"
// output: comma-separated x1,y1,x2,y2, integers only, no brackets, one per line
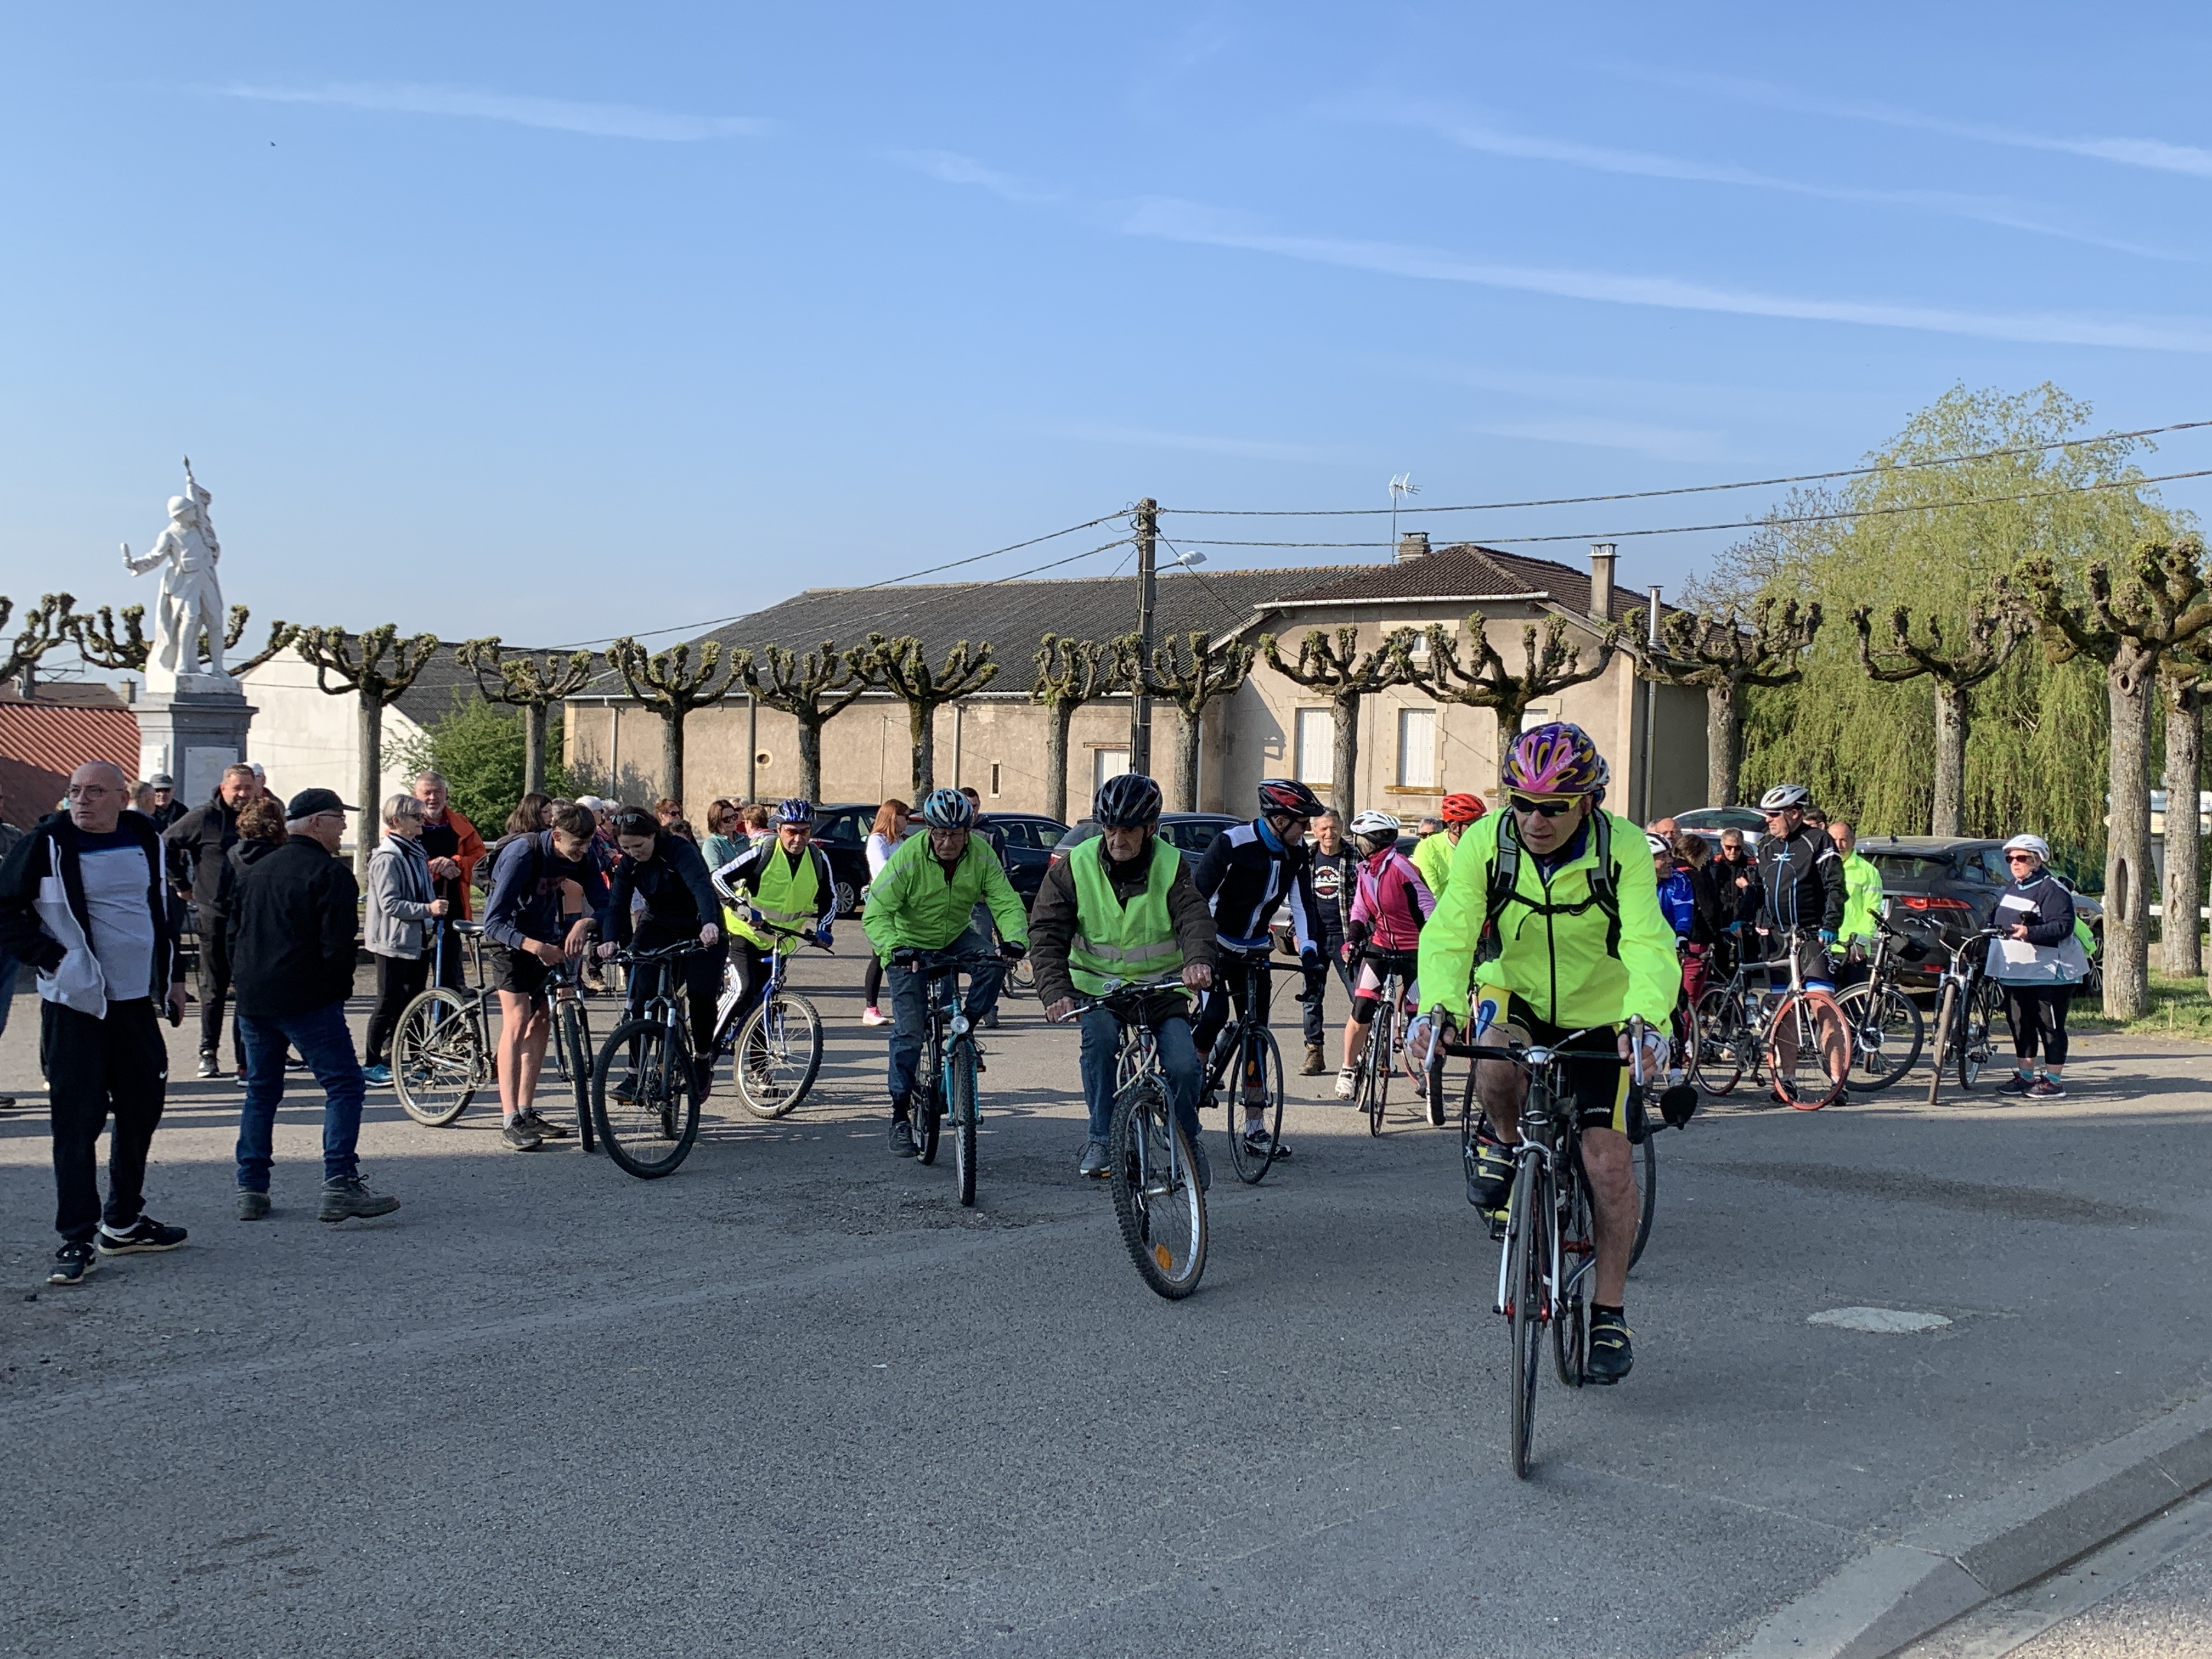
2103,645,2157,1020
1043,701,1072,823
660,708,685,809
1331,693,1359,819
795,713,825,805
357,695,382,882
2163,682,2203,977
523,703,547,797
910,701,934,798
1930,680,1968,837
1706,681,1740,805
1173,706,1202,812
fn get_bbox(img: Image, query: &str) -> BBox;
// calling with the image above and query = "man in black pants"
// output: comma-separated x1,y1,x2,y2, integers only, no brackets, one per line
0,761,190,1287
1298,810,1355,1075
165,762,254,1078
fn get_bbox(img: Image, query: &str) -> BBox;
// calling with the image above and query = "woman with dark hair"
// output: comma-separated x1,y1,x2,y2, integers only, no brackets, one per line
860,798,910,1025
597,807,726,1088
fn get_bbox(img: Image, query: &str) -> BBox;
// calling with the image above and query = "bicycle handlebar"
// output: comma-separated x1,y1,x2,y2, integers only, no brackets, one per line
610,940,706,964
1051,974,1194,1023
894,951,1009,977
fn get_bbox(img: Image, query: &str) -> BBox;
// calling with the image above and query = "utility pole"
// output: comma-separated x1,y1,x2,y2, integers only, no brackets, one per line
1640,585,1661,820
1130,498,1158,774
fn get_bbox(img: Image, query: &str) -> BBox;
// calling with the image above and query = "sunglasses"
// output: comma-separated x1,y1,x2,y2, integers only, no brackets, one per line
2005,851,2039,862
1506,792,1581,819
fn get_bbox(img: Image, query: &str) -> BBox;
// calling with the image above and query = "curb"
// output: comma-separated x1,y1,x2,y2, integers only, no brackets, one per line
1721,1389,2212,1659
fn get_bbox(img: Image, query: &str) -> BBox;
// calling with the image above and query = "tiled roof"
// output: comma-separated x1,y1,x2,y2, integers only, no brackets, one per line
1267,543,1662,626
0,701,142,826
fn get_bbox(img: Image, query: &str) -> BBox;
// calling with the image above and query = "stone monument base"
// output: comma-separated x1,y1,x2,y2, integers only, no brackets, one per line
137,686,256,804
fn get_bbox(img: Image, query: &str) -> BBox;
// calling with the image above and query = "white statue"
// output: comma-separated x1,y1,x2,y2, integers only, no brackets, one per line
123,457,230,693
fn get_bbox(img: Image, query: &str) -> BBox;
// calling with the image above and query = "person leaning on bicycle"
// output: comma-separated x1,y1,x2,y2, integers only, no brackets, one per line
1334,809,1435,1101
1751,783,1848,1097
1411,722,1678,1385
711,798,837,1051
597,806,725,1094
861,788,1028,1158
1029,773,1216,1183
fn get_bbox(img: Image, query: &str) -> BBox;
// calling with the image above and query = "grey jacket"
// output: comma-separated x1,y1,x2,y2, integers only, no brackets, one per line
365,833,439,960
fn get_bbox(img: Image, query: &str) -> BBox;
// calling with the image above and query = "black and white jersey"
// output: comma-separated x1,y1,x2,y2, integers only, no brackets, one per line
1192,819,1325,954
1753,824,1847,936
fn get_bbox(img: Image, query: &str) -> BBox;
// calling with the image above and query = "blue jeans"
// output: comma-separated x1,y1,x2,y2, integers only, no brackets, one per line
1079,1004,1201,1144
237,1000,368,1189
886,927,1006,1114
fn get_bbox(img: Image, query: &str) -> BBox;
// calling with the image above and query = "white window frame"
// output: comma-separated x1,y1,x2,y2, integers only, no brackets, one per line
1295,709,1333,785
1396,706,1437,788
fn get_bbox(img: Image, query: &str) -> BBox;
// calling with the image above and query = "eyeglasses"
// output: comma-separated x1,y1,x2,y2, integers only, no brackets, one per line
1506,792,1581,819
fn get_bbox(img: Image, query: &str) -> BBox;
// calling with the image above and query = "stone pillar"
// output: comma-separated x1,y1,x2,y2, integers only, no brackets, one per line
137,680,256,804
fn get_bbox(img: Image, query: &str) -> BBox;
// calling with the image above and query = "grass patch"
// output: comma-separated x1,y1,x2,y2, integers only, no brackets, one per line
2073,972,2212,1041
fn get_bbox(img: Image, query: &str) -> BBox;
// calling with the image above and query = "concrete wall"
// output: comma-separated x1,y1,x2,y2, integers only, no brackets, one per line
236,646,427,849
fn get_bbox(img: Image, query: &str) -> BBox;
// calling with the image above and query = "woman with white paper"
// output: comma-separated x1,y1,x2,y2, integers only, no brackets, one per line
1986,834,2090,1099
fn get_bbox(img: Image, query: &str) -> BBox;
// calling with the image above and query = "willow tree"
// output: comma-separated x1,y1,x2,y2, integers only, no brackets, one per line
863,633,997,798
1259,625,1421,818
1849,595,2025,836
1030,634,1121,822
606,637,734,808
0,594,78,695
1121,630,1255,812
735,639,874,803
291,624,442,877
455,638,597,795
1415,612,1616,755
2014,538,2212,1019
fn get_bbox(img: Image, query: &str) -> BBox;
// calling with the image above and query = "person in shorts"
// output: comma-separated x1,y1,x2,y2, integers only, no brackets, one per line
481,801,608,1150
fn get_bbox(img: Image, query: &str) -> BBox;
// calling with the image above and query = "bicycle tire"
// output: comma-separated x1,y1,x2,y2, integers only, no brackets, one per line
1108,1080,1207,1299
1002,956,1037,1000
1226,1026,1286,1185
950,1040,979,1207
1926,980,1957,1107
1368,988,1395,1136
1506,1158,1547,1480
392,989,480,1127
1690,987,1744,1095
563,996,597,1153
1836,981,1924,1092
735,991,824,1119
913,1062,943,1166
1764,990,1849,1110
591,1017,701,1179
1555,1159,1592,1387
1630,1130,1657,1270
1960,978,1999,1090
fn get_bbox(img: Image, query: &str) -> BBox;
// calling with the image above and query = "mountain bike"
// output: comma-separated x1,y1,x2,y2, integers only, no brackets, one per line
1835,909,1931,1093
1200,950,1286,1184
1761,928,1851,1110
720,929,829,1119
591,940,704,1179
898,951,1002,1207
1926,927,2006,1107
1059,977,1207,1299
1345,947,1425,1136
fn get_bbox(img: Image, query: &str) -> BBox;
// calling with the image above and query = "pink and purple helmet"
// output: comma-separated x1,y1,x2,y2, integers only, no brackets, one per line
1500,721,1609,798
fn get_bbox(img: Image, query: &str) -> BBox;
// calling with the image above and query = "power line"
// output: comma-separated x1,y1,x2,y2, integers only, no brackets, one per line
1159,419,2212,519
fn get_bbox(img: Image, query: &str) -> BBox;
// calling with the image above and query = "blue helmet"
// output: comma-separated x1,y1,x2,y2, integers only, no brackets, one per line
918,787,974,830
774,797,815,825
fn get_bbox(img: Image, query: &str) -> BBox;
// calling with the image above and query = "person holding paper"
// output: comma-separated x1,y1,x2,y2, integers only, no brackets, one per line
1986,834,2090,1099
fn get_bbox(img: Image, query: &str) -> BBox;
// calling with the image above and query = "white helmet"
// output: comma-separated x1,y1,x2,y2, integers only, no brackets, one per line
2002,833,2050,861
1646,831,1672,856
1758,783,1811,812
1347,809,1402,849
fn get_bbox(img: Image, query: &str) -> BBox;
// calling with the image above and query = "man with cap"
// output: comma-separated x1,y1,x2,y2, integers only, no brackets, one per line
144,774,187,834
227,787,400,1223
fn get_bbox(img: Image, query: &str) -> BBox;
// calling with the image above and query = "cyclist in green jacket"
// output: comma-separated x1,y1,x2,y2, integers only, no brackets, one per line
863,788,1029,1156
1828,821,1883,950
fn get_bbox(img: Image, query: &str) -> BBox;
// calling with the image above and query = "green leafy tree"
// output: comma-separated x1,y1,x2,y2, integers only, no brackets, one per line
386,692,573,833
1849,594,2025,836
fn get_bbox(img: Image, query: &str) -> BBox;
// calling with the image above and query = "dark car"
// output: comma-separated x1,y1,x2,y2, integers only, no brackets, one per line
805,802,879,917
1856,836,2104,983
978,812,1070,905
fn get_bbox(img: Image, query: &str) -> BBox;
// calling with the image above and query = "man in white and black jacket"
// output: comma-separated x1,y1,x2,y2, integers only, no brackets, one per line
0,761,190,1287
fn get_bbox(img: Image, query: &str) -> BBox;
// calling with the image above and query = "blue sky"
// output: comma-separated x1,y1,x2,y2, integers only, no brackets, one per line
8,4,2212,647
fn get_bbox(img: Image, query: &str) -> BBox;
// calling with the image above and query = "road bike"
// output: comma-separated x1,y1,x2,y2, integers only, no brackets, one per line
391,922,597,1149
1061,977,1207,1299
591,940,705,1179
1200,950,1287,1184
1750,929,1851,1109
720,928,829,1119
1835,907,1931,1093
1342,947,1441,1136
898,950,1002,1207
1688,945,1766,1098
1926,927,2007,1107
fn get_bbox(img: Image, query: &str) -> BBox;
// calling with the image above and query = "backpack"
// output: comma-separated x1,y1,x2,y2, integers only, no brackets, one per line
1478,809,1623,965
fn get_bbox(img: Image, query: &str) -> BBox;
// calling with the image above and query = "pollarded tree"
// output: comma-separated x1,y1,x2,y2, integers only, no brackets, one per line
2157,644,2209,978
1122,630,1255,812
70,603,295,678
290,624,443,877
1415,612,1619,757
1030,635,1122,823
455,637,597,796
735,639,875,804
862,633,997,798
0,594,79,696
606,637,735,810
1850,594,2027,837
2013,537,2212,1019
1259,625,1422,819
1642,599,1820,806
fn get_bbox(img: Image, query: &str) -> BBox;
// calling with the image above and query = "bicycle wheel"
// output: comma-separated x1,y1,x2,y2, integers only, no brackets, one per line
1368,994,1395,1136
1506,1158,1548,1480
1109,1080,1207,1299
949,1040,979,1207
1555,1161,1592,1387
1960,979,1999,1090
1630,1129,1657,1270
392,989,479,1127
1002,956,1037,1000
1836,981,1924,1092
913,1069,943,1167
562,996,597,1153
1690,988,1743,1094
735,992,823,1119
1926,981,1958,1108
1226,1026,1286,1185
1357,1023,1387,1139
1764,991,1849,1109
591,1018,701,1179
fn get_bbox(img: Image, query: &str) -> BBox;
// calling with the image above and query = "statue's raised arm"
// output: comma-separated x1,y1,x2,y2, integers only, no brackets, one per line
123,460,232,691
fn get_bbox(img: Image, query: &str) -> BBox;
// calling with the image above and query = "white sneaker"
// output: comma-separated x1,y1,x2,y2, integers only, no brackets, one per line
1334,1066,1357,1100
860,1006,888,1026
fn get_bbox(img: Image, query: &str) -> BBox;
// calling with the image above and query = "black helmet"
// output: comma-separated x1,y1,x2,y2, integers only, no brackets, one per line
1256,778,1327,820
1093,772,1163,828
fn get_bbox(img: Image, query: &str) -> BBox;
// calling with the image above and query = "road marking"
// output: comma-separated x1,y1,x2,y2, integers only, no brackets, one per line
1809,1306,1954,1333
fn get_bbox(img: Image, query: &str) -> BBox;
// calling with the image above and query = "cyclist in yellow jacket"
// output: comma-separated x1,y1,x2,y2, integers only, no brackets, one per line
1413,723,1677,1385
1411,791,1487,904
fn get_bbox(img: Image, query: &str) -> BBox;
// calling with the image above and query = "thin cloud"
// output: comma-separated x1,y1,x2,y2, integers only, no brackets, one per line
1468,417,1744,465
890,150,1063,205
1047,421,1347,464
218,81,772,141
1119,196,2212,353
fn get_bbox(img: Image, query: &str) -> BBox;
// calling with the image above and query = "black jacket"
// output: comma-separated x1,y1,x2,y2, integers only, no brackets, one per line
1192,818,1326,953
1754,824,1847,938
165,791,242,909
607,833,725,944
218,838,283,932
228,835,360,1018
0,811,181,1003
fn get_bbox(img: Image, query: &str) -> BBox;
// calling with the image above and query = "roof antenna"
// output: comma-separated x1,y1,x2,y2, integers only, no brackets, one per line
1389,473,1419,557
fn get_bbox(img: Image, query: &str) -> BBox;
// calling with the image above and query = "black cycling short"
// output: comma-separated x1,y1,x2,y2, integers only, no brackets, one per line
484,943,551,1001
1476,994,1628,1134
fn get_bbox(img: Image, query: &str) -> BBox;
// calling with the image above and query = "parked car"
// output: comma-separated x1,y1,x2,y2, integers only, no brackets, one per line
1049,811,1242,878
978,812,1069,905
1673,805,1768,852
804,802,879,917
1855,835,2104,985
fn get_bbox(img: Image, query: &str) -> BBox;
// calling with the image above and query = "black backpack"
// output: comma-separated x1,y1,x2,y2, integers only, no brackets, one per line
1477,808,1624,965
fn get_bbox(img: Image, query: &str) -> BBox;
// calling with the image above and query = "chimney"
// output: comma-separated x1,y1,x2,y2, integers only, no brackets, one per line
1396,531,1429,563
1588,542,1617,622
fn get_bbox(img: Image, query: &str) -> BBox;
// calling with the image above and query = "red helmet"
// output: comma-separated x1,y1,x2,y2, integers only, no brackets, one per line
1440,792,1487,826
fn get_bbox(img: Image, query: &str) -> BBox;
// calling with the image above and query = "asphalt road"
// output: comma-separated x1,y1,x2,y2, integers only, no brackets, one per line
2,955,2208,1658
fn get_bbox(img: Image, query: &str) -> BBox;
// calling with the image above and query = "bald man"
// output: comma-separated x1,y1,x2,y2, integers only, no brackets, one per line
0,761,190,1285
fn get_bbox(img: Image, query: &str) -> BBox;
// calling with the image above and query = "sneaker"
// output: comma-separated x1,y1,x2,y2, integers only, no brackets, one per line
0,1094,18,1110
516,1109,573,1140
501,1118,544,1152
319,1176,401,1223
360,1063,392,1086
1334,1066,1358,1101
196,1053,221,1080
981,1008,1000,1030
1301,1043,1328,1077
236,1190,271,1221
95,1216,187,1254
1587,1309,1634,1384
1996,1070,2035,1097
608,1071,639,1104
2028,1076,2067,1099
1242,1127,1291,1159
860,1006,889,1027
1468,1129,1515,1212
889,1118,917,1157
47,1242,97,1286
1077,1138,1110,1178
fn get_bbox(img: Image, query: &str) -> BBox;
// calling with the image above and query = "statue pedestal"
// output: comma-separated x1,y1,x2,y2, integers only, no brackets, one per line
137,685,255,804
